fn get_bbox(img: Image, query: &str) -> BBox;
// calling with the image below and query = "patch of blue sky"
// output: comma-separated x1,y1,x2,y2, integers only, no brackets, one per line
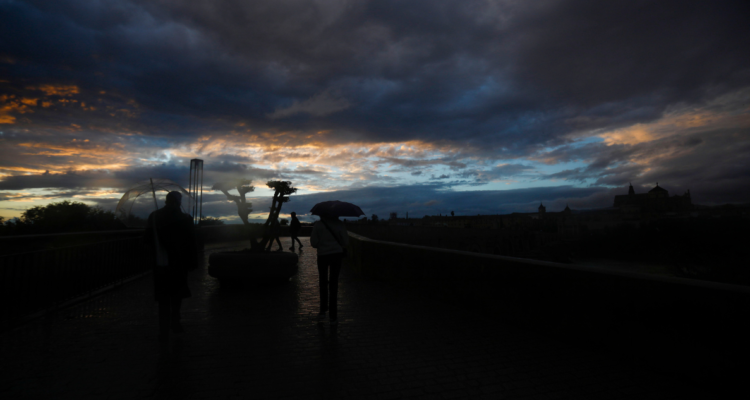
444,156,594,193
536,136,603,155
136,136,171,148
573,136,606,146
450,179,565,193
533,160,588,176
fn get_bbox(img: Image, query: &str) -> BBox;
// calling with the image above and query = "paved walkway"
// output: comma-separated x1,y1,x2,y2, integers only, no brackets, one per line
2,238,700,399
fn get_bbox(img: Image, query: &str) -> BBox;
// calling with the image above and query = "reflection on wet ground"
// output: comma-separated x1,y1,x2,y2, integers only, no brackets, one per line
1,237,700,399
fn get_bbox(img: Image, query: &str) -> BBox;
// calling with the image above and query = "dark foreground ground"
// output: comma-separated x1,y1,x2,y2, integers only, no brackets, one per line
1,238,707,399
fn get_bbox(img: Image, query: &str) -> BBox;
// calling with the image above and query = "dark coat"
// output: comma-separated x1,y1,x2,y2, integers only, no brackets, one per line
144,205,197,301
290,215,301,235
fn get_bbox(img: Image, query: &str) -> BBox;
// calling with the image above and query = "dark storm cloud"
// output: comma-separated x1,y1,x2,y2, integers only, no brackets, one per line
0,0,269,136
3,0,748,149
0,163,248,190
212,154,255,164
0,170,118,190
514,1,750,107
2,0,750,217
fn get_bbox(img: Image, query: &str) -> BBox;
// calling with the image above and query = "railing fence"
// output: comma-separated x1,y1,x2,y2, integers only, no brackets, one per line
1,237,149,331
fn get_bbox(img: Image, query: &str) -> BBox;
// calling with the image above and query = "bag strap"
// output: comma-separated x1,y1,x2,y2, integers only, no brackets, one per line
320,220,345,250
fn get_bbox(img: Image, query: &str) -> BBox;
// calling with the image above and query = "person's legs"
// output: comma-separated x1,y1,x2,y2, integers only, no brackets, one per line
274,236,283,250
328,253,343,321
317,255,330,314
290,234,303,249
158,299,171,342
171,297,184,333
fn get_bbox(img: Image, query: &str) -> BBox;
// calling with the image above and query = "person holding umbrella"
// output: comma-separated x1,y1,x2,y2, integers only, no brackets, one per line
310,201,363,325
144,191,198,343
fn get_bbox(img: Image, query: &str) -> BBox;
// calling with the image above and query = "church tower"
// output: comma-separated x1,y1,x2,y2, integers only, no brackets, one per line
628,182,635,196
538,203,546,214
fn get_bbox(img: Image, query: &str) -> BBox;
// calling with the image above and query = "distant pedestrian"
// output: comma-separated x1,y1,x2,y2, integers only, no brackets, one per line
289,212,303,250
266,218,283,251
144,191,198,344
310,215,348,325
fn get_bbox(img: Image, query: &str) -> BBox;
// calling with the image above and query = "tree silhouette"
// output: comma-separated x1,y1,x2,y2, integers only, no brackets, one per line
258,180,297,249
212,179,254,225
213,179,297,251
2,201,120,235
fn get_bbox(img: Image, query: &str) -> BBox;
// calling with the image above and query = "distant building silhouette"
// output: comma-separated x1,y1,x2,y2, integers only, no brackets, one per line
369,183,696,233
613,183,692,213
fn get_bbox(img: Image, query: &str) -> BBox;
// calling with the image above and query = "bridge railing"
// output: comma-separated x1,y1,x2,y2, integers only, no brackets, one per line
0,224,313,330
345,231,750,383
0,236,149,330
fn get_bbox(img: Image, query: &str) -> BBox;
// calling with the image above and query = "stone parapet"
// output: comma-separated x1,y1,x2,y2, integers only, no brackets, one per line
346,231,750,384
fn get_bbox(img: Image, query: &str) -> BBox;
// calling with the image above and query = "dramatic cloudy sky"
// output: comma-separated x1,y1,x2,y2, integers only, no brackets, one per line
1,0,749,222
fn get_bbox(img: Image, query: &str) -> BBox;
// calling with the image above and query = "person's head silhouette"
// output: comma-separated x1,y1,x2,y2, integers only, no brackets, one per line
291,212,297,217
166,191,182,207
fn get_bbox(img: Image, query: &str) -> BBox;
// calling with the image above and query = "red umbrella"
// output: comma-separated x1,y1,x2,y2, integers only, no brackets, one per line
310,200,365,217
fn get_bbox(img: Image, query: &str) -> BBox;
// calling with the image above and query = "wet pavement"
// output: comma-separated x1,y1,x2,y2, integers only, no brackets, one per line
1,238,700,399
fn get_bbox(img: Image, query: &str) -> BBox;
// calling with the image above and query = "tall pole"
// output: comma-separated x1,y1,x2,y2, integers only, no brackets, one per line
189,161,195,223
189,159,204,226
199,160,203,225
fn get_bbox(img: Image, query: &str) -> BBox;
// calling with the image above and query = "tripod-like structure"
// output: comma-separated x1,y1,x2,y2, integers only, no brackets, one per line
213,179,296,251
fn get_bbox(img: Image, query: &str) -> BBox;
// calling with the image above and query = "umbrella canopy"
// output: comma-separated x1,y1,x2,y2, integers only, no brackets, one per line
115,178,192,228
310,200,365,217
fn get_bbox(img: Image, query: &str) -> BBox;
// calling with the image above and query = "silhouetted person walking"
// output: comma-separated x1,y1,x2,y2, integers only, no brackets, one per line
266,218,283,251
145,191,197,343
310,215,348,325
289,212,303,250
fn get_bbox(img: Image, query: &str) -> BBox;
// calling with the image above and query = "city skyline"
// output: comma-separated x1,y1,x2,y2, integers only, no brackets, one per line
2,0,749,222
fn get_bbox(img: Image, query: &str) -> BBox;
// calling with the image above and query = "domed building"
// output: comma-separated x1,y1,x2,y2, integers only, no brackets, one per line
613,183,692,213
